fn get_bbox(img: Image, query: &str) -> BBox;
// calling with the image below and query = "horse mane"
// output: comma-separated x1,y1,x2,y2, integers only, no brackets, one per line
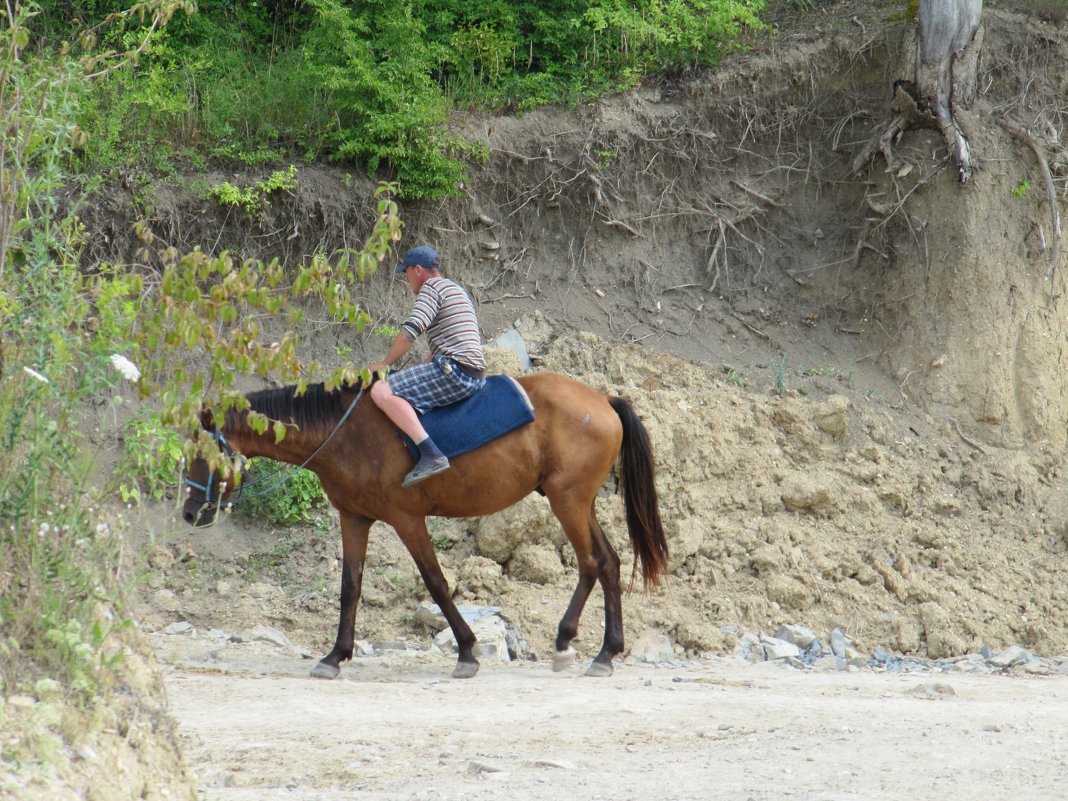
227,382,357,439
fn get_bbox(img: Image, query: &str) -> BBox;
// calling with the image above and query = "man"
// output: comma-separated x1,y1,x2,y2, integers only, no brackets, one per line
369,245,487,487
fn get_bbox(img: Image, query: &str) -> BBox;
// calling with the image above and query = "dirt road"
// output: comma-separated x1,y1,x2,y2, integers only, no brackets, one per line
157,634,1068,801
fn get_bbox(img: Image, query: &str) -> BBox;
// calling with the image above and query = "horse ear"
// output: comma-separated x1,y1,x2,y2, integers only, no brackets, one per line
200,407,216,431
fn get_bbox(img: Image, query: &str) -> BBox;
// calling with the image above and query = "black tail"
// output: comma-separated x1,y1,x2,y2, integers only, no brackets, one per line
609,397,669,588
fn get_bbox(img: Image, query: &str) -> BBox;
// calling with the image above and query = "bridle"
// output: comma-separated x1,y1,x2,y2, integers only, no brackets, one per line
185,384,366,515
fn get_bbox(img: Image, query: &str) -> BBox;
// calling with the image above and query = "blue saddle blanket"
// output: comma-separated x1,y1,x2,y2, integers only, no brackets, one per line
402,375,535,460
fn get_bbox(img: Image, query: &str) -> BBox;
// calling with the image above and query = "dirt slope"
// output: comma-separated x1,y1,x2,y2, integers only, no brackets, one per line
131,2,1068,662
22,4,1068,798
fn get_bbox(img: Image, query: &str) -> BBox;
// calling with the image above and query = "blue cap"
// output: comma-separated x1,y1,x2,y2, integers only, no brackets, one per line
395,245,441,274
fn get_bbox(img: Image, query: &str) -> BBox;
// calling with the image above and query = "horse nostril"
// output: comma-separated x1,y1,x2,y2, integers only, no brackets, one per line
183,510,195,523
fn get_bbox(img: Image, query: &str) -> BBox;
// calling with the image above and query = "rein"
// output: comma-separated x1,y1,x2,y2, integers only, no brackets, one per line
187,384,366,511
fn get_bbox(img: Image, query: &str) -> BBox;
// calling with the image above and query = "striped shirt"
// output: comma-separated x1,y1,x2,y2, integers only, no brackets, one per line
401,276,486,370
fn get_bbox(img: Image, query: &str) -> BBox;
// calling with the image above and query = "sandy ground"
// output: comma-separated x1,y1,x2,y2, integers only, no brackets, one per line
156,634,1068,801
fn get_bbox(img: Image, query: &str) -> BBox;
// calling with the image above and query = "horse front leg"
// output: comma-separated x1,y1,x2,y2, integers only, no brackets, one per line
312,514,372,679
397,518,479,679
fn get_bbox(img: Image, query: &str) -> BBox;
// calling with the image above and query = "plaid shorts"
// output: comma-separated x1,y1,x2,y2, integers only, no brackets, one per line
387,354,485,414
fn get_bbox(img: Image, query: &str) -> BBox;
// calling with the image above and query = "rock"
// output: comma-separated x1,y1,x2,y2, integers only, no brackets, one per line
759,635,801,661
509,541,565,584
474,495,561,564
514,310,553,351
232,625,297,652
488,328,532,370
629,629,676,664
7,694,37,710
414,602,448,631
829,628,848,657
735,631,762,663
163,621,194,636
780,472,839,516
987,645,1030,668
765,575,813,611
34,678,62,699
434,613,511,662
456,556,505,596
774,624,819,650
908,682,956,698
666,517,705,572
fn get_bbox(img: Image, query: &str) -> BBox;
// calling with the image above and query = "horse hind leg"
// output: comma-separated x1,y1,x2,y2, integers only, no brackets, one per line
550,497,623,677
585,511,623,676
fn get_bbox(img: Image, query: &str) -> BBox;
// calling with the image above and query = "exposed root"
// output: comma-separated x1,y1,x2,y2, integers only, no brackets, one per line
997,118,1062,285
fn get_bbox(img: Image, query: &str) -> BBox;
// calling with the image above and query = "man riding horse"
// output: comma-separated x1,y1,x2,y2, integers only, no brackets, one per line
368,245,487,487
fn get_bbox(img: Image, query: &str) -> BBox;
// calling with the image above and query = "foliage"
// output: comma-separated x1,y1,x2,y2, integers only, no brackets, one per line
0,2,171,714
0,3,399,724
46,0,765,197
115,413,185,503
240,459,329,526
206,165,297,216
128,181,401,480
1012,179,1032,199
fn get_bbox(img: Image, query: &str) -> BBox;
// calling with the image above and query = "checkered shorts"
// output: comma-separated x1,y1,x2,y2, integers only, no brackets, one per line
387,354,485,414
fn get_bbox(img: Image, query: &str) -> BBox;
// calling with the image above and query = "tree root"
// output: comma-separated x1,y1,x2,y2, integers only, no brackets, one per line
997,118,1062,285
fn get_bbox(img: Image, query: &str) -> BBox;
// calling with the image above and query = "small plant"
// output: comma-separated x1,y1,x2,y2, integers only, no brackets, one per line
206,165,297,216
241,458,328,525
431,534,453,552
723,366,747,388
772,354,789,393
1012,179,1032,199
593,148,616,170
116,414,185,504
373,324,400,338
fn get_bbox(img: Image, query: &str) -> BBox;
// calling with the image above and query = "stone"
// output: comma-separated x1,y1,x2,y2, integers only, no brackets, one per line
774,624,819,650
629,629,676,664
163,621,194,636
759,634,801,661
488,328,532,370
434,613,511,663
987,645,1030,668
908,682,956,698
830,628,848,657
508,541,564,584
232,625,297,652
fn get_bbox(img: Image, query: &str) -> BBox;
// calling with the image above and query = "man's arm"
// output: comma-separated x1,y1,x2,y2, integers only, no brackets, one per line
369,331,414,373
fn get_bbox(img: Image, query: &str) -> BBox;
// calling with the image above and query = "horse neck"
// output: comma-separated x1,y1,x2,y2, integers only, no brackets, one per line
222,412,326,467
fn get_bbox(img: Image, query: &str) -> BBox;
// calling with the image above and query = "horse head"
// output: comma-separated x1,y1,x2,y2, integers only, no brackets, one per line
182,408,243,527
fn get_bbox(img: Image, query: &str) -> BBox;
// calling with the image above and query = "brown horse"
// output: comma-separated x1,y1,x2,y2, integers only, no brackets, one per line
182,372,668,679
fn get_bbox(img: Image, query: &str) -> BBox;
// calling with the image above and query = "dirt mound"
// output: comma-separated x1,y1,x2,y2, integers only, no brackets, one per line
127,3,1068,666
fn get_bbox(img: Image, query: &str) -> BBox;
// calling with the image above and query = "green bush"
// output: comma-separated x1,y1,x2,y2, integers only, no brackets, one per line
60,1,765,197
0,5,142,711
240,458,329,526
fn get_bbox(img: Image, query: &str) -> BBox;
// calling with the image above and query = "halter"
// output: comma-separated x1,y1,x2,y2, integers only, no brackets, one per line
184,430,246,512
185,385,365,514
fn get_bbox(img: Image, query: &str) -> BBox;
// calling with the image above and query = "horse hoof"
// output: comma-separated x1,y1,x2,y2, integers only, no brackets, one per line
584,661,614,678
552,647,577,672
310,661,340,679
452,661,479,679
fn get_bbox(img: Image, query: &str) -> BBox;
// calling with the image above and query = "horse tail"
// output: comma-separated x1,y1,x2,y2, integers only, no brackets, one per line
609,397,669,589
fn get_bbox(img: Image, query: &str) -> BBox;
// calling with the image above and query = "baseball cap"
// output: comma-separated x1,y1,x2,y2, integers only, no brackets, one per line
395,245,441,274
